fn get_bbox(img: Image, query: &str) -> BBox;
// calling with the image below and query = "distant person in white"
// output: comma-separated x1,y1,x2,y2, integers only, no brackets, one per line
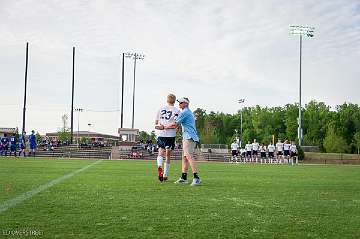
230,139,239,163
290,141,297,160
252,139,259,161
154,94,181,182
245,141,252,161
260,143,267,163
283,140,291,162
267,142,275,160
276,139,284,161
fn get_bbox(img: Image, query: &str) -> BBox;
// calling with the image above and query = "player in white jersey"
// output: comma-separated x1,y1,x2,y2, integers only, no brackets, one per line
155,94,181,182
283,140,291,163
252,139,259,162
276,139,284,162
267,142,275,162
259,143,267,163
245,141,252,162
230,139,239,163
290,141,297,163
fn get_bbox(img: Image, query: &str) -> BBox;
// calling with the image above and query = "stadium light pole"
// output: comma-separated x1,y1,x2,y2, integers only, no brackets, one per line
289,25,314,146
70,47,76,144
120,53,125,128
75,108,83,145
238,98,245,148
22,42,29,135
125,52,145,129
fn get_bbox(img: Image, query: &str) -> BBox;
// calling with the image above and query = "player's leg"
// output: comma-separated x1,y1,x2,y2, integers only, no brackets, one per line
156,137,166,181
183,140,200,186
175,140,192,184
157,148,165,182
163,137,175,181
163,148,171,181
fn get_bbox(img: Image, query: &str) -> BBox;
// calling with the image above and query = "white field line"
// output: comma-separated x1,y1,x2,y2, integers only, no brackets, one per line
0,159,103,214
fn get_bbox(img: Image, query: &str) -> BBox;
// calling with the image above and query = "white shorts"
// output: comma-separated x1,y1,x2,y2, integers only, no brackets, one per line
182,139,196,157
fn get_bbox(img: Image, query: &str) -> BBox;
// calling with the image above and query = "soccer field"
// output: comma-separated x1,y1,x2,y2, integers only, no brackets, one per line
0,158,359,239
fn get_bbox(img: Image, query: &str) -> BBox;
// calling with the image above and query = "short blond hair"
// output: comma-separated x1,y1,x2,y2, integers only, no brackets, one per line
167,94,176,104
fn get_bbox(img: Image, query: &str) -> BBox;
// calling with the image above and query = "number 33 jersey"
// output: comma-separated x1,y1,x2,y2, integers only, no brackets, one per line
155,105,181,137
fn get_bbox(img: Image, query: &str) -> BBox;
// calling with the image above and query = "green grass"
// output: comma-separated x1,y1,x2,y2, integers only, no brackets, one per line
0,157,360,239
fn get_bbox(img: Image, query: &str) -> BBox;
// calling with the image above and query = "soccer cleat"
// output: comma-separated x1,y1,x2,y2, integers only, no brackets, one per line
163,176,168,181
174,178,188,184
158,166,163,182
190,178,201,186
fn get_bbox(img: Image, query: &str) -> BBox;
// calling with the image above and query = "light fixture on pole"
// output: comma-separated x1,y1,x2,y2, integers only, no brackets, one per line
289,25,315,146
125,52,145,129
238,98,245,148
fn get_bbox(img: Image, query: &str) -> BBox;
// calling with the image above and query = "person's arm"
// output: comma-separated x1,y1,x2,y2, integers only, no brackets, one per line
154,110,164,130
165,109,184,129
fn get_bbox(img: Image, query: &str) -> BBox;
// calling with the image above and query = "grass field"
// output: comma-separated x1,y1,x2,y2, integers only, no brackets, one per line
0,157,359,239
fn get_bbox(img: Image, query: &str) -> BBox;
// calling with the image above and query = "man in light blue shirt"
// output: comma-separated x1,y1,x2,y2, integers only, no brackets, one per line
166,97,201,186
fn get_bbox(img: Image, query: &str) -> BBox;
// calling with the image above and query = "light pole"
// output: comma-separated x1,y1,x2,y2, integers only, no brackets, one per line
125,52,145,129
238,98,245,148
22,42,29,135
289,25,314,146
75,108,83,145
120,53,125,128
70,46,76,144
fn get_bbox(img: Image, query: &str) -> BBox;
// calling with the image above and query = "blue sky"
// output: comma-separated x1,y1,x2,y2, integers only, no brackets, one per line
0,0,359,135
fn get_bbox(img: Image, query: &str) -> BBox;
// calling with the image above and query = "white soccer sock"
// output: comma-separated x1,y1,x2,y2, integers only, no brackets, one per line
164,162,170,177
157,156,163,168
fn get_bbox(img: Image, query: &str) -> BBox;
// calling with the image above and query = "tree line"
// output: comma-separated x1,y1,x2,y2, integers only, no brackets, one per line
192,101,360,154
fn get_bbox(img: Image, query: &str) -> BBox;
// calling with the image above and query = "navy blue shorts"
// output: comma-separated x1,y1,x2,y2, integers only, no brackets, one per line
157,137,175,150
10,145,16,151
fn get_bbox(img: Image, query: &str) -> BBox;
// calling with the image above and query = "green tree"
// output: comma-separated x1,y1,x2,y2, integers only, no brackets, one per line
36,132,42,144
302,101,331,148
138,131,150,142
323,125,349,153
353,132,360,155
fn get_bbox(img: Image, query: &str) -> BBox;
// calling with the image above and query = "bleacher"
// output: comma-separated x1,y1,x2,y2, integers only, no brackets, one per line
34,145,112,159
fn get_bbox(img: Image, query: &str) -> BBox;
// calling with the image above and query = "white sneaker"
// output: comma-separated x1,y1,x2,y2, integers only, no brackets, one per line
174,178,188,184
190,178,201,186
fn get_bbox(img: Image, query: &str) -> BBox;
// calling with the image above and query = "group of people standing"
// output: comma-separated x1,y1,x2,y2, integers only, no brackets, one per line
0,130,37,157
230,139,298,164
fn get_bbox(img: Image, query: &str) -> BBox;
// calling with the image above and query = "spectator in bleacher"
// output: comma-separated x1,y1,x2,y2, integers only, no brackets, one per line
1,134,10,156
29,130,37,157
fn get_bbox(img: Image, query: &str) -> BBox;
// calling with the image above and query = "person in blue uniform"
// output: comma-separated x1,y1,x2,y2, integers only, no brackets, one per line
1,134,10,156
10,135,17,157
29,130,37,157
19,132,27,157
